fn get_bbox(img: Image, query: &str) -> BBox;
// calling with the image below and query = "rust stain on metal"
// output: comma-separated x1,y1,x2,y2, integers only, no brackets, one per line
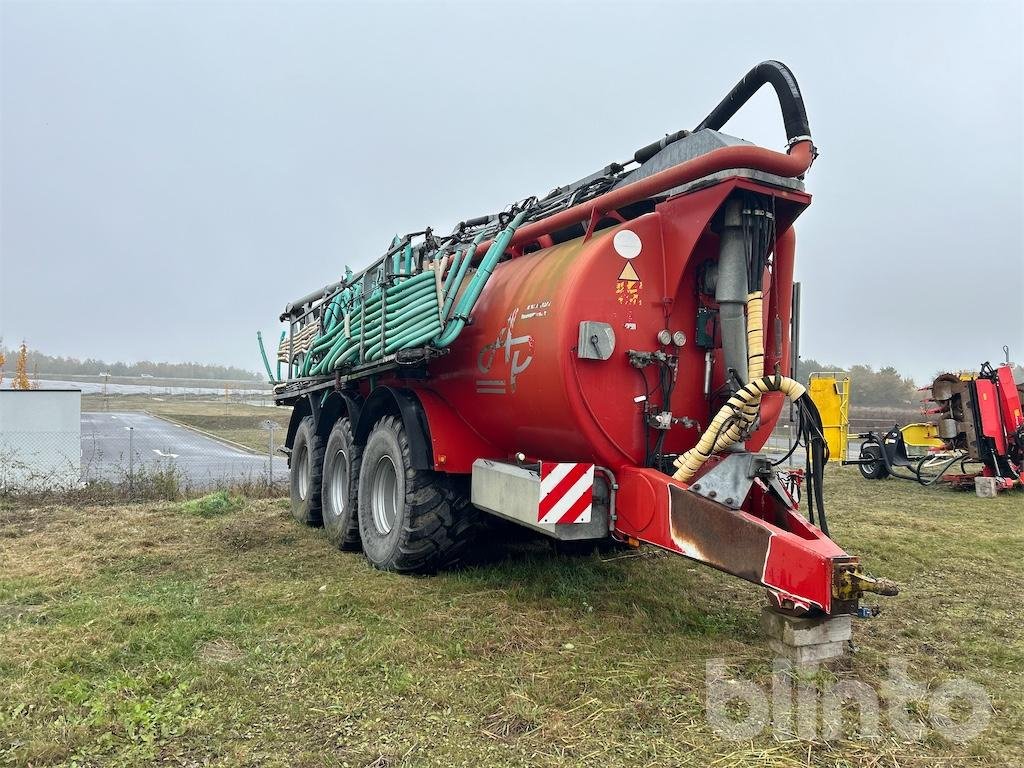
668,485,770,584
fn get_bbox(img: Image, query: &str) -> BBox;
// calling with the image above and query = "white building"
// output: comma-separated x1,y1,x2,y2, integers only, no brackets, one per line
0,389,81,490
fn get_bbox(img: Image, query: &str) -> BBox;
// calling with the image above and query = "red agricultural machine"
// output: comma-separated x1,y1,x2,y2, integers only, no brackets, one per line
259,61,897,619
855,358,1024,490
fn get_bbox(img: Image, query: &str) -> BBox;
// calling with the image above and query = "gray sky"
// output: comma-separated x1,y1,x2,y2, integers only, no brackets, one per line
2,0,1021,382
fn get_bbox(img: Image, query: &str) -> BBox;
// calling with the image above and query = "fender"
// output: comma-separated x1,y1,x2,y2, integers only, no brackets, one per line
284,397,312,453
285,390,363,451
412,387,500,473
354,386,434,470
317,390,364,439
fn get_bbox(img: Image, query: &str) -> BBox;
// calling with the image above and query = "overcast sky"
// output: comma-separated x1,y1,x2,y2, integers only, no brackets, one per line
1,0,1021,382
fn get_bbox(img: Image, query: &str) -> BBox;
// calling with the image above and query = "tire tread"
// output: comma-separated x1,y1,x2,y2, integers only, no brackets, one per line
290,415,325,525
362,415,479,573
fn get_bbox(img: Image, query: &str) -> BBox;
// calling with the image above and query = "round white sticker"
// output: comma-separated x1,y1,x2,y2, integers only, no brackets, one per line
613,229,642,259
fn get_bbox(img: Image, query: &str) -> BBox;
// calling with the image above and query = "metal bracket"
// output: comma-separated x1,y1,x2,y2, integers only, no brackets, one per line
689,452,773,509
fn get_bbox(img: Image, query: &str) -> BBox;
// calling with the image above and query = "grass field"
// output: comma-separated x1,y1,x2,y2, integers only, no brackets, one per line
1,470,1021,767
82,395,293,455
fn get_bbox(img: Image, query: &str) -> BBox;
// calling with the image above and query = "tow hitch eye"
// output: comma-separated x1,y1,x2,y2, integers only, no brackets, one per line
833,564,900,601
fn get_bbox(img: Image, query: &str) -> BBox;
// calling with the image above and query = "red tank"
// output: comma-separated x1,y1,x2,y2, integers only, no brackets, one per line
422,180,808,475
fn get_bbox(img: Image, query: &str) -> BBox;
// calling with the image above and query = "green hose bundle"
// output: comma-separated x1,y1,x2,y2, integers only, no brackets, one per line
284,210,528,379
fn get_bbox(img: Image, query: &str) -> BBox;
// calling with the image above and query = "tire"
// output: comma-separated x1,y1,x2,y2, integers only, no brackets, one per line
858,444,889,480
289,416,325,525
321,417,362,550
357,415,478,573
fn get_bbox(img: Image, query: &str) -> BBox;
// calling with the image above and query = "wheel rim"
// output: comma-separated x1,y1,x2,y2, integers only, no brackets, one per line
330,449,348,517
296,444,309,500
370,455,399,535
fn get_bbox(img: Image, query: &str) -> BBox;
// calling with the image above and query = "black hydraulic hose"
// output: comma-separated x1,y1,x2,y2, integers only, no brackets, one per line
633,129,692,164
695,60,811,144
915,453,967,486
771,402,804,467
797,393,829,537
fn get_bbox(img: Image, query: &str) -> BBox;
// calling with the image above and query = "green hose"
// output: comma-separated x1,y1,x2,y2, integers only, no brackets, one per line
440,232,485,323
442,249,463,295
435,212,526,347
257,331,275,382
276,330,285,381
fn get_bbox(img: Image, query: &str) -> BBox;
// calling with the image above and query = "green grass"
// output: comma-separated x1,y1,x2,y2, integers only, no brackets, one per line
180,491,245,518
0,470,1021,766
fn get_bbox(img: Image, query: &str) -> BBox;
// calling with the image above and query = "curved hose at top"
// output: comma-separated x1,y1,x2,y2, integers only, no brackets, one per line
633,60,812,165
695,60,811,145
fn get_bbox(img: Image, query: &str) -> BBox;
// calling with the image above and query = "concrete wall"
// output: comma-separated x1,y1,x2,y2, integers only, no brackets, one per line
0,389,81,489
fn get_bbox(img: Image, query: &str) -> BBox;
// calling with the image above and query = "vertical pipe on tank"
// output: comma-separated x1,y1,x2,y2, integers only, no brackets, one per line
716,198,749,387
771,227,796,377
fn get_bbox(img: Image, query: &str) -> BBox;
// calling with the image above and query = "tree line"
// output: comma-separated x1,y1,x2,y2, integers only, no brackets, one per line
795,358,920,408
0,344,261,382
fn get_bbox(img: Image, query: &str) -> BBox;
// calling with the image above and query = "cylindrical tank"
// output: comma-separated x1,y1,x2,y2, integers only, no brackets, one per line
420,180,806,472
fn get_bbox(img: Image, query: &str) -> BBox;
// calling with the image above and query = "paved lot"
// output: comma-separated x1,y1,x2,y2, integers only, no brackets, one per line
81,412,288,488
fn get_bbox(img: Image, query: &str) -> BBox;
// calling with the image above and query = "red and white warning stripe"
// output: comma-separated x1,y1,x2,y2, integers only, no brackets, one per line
538,462,594,525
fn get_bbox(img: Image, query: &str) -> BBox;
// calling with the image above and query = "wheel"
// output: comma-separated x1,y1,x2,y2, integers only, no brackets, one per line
357,415,478,573
289,415,325,525
857,444,889,480
321,417,362,550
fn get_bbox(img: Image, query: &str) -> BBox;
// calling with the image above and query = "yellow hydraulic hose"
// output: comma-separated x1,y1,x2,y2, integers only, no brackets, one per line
673,290,805,483
737,290,764,426
746,290,764,380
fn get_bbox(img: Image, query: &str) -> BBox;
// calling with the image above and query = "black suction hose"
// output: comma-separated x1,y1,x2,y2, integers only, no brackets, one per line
695,60,811,143
633,60,812,164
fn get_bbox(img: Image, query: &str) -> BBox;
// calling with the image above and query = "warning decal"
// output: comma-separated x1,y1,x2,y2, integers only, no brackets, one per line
616,279,642,306
618,262,640,281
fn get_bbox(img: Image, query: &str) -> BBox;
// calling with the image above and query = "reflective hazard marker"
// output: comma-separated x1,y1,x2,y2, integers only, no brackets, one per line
538,462,595,524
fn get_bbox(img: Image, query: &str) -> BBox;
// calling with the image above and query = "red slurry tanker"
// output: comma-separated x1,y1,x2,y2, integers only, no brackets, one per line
260,61,897,619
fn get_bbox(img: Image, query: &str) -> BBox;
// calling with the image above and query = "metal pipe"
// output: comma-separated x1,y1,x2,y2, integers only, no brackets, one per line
716,199,749,387
771,228,796,377
472,141,815,256
281,281,343,321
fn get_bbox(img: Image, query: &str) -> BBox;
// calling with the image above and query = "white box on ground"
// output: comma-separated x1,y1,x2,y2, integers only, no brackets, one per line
974,476,999,498
0,389,82,490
